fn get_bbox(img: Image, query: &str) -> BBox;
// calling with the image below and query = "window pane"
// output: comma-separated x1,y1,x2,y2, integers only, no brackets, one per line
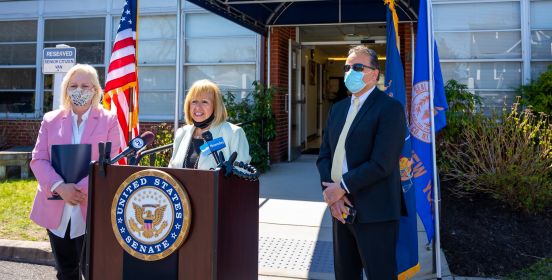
531,30,552,59
45,18,105,41
138,91,175,117
184,1,203,10
97,68,105,89
441,62,521,90
0,20,36,42
185,37,256,63
138,40,176,64
43,90,53,113
531,1,552,29
138,66,176,91
0,68,35,89
434,2,520,31
45,42,104,65
186,13,254,37
436,31,521,59
44,74,53,90
531,62,552,80
139,15,176,40
476,91,516,114
0,91,35,113
185,65,255,90
113,0,176,10
113,15,176,40
0,44,36,64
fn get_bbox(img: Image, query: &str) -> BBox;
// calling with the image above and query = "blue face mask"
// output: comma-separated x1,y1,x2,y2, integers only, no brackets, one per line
344,70,366,94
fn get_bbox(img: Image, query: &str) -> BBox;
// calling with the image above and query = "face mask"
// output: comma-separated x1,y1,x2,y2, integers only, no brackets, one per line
193,113,215,129
69,88,95,107
344,70,366,94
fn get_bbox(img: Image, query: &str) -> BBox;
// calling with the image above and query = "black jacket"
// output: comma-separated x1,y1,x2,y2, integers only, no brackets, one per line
317,87,407,223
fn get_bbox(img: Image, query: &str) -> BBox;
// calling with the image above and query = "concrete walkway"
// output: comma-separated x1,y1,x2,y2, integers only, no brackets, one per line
0,154,462,279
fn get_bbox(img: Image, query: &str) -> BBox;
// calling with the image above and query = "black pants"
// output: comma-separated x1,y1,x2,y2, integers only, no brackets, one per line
47,222,85,280
332,219,399,280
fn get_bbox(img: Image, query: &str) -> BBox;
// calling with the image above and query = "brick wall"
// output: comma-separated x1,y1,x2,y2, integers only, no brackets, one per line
0,120,41,148
0,119,178,149
266,27,296,163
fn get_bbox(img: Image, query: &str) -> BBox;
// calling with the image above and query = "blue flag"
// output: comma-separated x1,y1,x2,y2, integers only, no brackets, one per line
384,1,419,279
410,0,448,244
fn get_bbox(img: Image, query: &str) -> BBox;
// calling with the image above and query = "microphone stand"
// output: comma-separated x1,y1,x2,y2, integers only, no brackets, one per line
98,142,112,177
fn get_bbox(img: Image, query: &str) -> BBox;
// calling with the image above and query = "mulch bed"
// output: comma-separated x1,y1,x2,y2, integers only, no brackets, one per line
440,179,552,277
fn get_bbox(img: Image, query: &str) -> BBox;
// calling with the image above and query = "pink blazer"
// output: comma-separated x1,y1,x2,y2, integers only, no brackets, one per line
30,106,121,229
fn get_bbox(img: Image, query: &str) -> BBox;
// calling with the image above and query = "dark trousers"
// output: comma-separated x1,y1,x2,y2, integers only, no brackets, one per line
47,223,85,280
332,219,399,280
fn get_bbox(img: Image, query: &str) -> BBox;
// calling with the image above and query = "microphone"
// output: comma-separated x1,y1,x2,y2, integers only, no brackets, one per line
110,131,154,164
201,131,225,165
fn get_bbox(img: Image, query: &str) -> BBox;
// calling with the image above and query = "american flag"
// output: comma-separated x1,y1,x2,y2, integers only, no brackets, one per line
103,0,139,163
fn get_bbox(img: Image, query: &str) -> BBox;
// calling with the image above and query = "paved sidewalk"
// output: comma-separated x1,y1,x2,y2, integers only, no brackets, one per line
1,154,461,279
258,155,452,279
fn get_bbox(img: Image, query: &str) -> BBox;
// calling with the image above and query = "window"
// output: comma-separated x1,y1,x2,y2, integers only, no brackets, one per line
184,13,257,93
434,1,522,111
530,0,552,78
43,18,105,112
0,20,37,113
112,15,177,119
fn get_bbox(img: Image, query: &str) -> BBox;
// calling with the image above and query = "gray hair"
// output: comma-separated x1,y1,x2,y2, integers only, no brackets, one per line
348,45,380,71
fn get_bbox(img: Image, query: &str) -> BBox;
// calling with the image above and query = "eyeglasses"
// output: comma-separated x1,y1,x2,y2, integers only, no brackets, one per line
343,63,376,72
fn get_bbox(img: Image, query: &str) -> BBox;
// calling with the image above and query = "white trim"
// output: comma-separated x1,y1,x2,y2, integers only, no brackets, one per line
174,0,182,131
183,62,257,66
520,0,531,83
35,2,44,118
440,59,523,62
434,29,522,33
300,40,386,45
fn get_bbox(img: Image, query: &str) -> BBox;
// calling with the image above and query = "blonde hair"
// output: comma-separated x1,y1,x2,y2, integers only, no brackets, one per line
184,79,228,126
60,64,103,110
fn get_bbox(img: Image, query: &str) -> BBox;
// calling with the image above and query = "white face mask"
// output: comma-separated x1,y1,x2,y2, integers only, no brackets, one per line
68,88,95,107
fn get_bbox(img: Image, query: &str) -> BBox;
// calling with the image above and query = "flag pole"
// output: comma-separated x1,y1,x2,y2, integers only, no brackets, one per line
425,0,442,278
174,0,182,134
129,0,139,142
128,87,134,141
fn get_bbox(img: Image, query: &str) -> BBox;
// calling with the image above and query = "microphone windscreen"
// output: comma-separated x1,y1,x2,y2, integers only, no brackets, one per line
140,131,155,145
202,131,213,141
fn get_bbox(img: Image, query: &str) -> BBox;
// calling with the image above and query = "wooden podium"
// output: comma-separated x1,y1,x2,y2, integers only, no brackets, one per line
85,163,259,280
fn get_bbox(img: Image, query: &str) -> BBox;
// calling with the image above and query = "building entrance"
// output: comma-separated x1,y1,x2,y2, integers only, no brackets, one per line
290,24,387,158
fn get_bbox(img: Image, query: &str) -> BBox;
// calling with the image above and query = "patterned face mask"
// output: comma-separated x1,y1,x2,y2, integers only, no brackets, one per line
68,88,95,107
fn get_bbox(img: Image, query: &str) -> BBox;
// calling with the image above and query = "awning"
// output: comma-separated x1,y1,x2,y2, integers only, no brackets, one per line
187,0,419,35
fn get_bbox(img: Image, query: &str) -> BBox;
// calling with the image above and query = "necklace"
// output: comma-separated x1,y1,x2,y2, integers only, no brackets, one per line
192,127,209,139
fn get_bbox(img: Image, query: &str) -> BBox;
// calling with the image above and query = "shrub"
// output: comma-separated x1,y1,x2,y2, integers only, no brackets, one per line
224,81,276,173
517,65,552,115
139,122,174,167
441,79,482,142
441,99,552,213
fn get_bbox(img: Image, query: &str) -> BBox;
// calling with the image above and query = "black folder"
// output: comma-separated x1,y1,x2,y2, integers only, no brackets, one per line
48,144,92,200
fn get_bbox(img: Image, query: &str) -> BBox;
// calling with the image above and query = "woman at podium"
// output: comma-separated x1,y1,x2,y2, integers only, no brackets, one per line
168,79,251,169
29,64,121,280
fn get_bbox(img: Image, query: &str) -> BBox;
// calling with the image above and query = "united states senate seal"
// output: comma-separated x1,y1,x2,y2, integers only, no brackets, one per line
111,169,191,261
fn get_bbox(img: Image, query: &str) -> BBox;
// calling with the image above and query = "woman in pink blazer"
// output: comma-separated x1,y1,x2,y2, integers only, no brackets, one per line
30,64,120,280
